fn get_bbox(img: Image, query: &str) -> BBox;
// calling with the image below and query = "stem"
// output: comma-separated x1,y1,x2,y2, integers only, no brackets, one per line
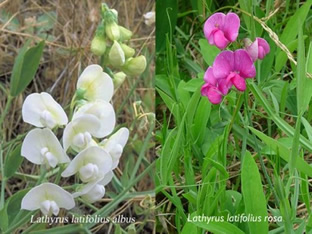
4,211,36,234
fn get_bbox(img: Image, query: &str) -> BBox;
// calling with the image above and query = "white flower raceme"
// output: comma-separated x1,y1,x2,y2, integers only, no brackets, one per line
72,171,114,203
100,128,129,169
76,64,114,102
63,115,102,152
21,128,70,168
72,100,116,138
22,92,68,129
21,183,75,216
143,11,155,26
61,146,112,183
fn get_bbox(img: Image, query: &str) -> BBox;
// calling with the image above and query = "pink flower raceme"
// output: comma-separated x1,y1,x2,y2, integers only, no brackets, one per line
201,49,256,104
244,37,270,62
204,12,240,50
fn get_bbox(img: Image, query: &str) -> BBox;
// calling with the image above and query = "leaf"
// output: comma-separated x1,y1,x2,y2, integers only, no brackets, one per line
5,189,30,224
199,39,220,66
10,41,45,96
249,127,312,177
241,151,268,234
4,144,23,179
0,207,8,231
301,116,312,142
296,22,311,115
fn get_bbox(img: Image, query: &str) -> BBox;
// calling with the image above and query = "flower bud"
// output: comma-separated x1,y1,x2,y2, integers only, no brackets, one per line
120,43,135,58
143,11,155,26
105,21,120,41
122,55,147,76
119,26,133,41
109,41,125,67
113,72,126,90
91,35,106,56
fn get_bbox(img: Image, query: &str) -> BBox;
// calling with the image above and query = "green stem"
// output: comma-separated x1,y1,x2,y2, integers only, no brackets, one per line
4,211,37,234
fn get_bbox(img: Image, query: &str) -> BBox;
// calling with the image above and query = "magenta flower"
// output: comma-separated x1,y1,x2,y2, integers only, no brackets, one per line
244,37,270,62
204,12,240,50
201,49,256,104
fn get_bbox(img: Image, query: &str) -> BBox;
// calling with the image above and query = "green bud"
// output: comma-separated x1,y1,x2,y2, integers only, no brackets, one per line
90,36,106,56
109,41,125,67
120,43,135,58
113,72,126,90
119,26,132,41
105,21,120,41
122,55,147,76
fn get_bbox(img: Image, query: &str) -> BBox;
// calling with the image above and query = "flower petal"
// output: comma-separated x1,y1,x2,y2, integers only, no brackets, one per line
73,101,116,138
21,128,69,166
257,37,270,59
234,49,256,78
77,64,114,102
204,13,225,44
99,171,114,186
61,146,112,178
22,92,68,128
21,183,75,211
213,50,234,79
203,67,217,85
63,115,101,152
207,86,223,104
232,74,246,91
213,30,229,50
222,13,240,42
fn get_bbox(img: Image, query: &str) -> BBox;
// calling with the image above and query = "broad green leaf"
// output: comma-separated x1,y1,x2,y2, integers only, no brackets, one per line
5,189,30,224
242,151,268,234
249,127,312,177
0,207,8,231
10,41,45,96
301,116,312,142
4,144,23,179
199,39,220,66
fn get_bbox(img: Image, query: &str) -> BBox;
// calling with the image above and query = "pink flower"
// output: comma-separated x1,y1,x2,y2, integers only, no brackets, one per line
201,50,256,104
204,12,240,50
244,37,270,61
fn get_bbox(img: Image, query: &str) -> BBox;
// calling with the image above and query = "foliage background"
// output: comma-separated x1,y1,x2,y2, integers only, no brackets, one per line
155,0,312,233
0,0,155,233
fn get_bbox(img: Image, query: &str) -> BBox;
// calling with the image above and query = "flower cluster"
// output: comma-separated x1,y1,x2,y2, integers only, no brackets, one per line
201,12,270,104
90,3,147,89
21,64,129,216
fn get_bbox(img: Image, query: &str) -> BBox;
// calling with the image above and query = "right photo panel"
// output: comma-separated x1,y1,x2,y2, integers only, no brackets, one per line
156,0,312,233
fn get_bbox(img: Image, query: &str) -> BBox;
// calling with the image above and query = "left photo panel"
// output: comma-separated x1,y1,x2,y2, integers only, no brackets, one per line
0,0,155,233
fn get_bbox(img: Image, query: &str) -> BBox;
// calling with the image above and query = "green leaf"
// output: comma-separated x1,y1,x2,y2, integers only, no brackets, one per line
0,207,8,231
241,151,268,234
4,144,23,179
249,127,312,177
5,189,30,224
199,39,220,66
10,41,45,96
296,22,311,115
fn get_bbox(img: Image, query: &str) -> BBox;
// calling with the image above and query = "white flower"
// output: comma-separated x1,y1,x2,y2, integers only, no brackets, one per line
22,92,68,129
77,64,114,102
63,115,102,152
143,11,155,26
100,128,129,169
105,21,120,41
21,183,75,216
21,128,70,168
61,146,112,183
73,100,115,138
72,171,114,203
